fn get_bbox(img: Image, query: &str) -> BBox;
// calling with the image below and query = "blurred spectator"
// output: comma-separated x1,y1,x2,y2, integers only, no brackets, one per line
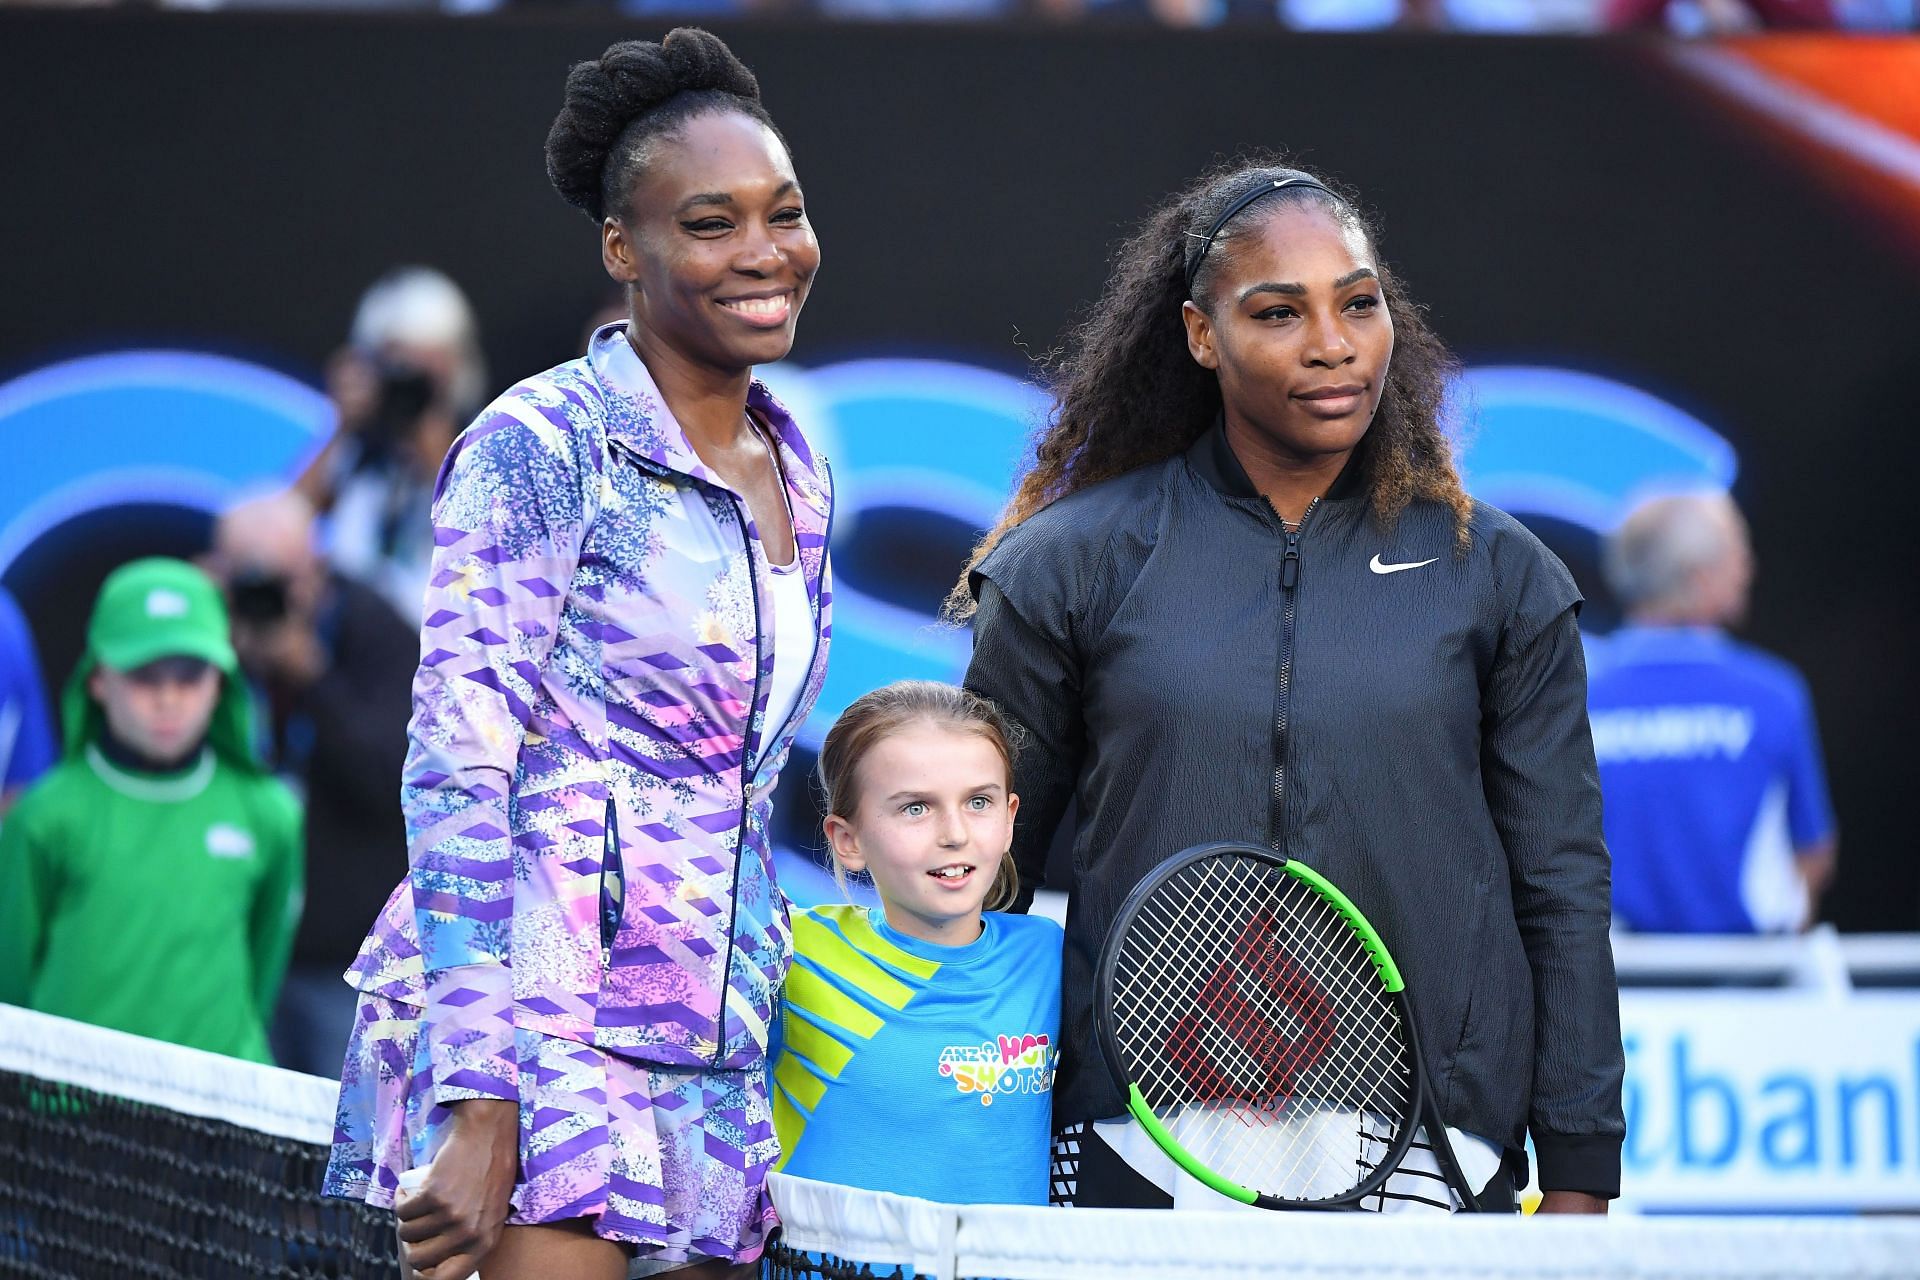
1279,0,1405,25
1588,492,1837,934
207,491,415,1077
295,266,487,625
0,559,302,1062
1606,0,1835,29
0,585,56,816
809,0,1015,15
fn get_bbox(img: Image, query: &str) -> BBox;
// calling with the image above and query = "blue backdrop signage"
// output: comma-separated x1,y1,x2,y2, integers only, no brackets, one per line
1618,993,1920,1211
0,349,1738,657
761,358,1046,750
0,351,329,578
1454,366,1737,537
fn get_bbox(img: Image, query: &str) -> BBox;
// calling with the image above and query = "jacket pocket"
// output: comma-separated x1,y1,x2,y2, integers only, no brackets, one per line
599,795,624,967
1448,917,1534,1143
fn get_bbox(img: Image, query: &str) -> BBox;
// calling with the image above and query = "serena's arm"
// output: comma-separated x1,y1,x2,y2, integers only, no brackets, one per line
1482,606,1625,1198
964,577,1085,911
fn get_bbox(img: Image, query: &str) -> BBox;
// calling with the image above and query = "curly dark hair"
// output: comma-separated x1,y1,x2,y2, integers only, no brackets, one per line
948,156,1472,619
545,28,785,224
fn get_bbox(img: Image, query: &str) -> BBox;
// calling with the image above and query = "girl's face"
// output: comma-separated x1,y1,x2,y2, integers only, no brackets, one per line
604,110,820,374
825,723,1019,947
1182,203,1394,468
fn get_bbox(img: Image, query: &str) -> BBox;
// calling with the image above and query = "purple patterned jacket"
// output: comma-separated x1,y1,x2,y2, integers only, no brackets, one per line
347,324,832,1103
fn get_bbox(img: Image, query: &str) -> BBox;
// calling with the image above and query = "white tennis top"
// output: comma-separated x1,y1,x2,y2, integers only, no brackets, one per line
753,420,818,741
763,539,815,738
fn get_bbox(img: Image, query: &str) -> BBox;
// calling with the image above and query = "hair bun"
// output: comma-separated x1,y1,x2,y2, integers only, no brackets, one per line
545,28,763,221
660,27,760,102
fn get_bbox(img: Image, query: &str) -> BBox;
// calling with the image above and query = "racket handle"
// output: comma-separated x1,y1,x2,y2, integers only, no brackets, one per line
1399,991,1486,1213
1425,1122,1487,1214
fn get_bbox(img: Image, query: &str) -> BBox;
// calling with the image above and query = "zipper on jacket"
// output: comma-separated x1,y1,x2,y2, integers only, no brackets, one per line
728,459,830,1059
1269,498,1317,852
607,434,804,1064
703,455,831,1066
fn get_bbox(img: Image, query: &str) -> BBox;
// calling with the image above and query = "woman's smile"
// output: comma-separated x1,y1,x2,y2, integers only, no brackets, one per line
715,289,793,328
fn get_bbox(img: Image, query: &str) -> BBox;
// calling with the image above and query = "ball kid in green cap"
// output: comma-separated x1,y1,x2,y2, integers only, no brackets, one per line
2,556,303,1064
61,557,254,773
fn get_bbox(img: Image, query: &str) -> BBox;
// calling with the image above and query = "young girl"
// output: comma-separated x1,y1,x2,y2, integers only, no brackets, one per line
770,681,1062,1206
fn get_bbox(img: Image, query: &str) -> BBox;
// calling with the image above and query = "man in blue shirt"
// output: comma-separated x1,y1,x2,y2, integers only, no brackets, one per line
0,586,57,815
1588,493,1836,934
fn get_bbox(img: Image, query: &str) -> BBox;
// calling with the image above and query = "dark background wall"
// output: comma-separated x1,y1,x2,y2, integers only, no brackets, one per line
2,14,1915,927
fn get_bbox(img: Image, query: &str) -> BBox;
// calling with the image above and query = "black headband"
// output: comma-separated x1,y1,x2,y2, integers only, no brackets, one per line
1184,177,1337,298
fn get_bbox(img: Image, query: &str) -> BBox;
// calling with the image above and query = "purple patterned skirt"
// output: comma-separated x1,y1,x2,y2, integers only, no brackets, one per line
321,989,779,1267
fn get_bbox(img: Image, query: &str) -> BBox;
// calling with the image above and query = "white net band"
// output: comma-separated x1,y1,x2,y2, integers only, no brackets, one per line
0,1001,399,1277
0,1002,336,1145
768,1172,1920,1280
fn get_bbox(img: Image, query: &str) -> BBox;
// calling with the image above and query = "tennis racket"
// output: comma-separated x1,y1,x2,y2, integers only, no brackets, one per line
1093,841,1485,1212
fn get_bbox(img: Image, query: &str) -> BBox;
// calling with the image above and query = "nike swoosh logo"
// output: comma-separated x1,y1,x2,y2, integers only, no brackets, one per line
1369,554,1438,575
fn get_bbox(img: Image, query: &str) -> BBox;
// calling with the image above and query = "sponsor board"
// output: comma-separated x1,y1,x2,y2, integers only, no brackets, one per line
1620,992,1920,1210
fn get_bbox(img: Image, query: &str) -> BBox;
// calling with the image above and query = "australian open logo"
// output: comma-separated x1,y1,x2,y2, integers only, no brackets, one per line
937,1033,1055,1107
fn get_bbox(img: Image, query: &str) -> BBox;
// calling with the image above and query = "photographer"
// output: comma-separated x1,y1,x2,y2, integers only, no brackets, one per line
295,266,488,624
209,491,416,1077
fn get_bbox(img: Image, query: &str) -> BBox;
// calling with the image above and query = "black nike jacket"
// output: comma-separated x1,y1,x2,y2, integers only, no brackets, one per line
964,424,1626,1197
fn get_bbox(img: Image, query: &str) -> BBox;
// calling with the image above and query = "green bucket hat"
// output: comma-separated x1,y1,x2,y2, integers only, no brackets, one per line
60,557,258,770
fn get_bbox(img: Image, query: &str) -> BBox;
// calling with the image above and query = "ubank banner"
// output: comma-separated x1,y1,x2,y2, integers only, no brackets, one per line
1620,992,1920,1211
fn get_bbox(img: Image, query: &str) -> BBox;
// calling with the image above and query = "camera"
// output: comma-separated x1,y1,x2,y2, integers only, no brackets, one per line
228,570,290,625
360,359,437,456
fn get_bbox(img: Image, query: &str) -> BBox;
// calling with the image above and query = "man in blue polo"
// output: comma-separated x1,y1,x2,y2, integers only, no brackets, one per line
1588,492,1836,934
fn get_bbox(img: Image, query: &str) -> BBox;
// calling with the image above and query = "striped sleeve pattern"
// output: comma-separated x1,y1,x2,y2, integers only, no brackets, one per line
403,400,594,1102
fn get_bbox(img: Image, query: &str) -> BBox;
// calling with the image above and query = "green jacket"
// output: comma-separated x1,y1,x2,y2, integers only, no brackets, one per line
0,559,303,1064
0,747,303,1063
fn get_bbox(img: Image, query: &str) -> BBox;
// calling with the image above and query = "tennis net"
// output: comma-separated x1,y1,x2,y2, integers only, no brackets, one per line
9,1000,1917,1280
0,1003,398,1279
765,1171,1920,1280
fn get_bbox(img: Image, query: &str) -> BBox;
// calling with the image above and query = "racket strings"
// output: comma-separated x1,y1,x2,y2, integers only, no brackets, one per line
1119,900,1399,1199
1120,946,1408,1195
1123,865,1408,1110
1126,893,1408,1122
1111,856,1417,1201
1120,863,1406,1115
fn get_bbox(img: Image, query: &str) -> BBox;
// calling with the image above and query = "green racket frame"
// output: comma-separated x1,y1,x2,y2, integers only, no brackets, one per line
1092,841,1484,1212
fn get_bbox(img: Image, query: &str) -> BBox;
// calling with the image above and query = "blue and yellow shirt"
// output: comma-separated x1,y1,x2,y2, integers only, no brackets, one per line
771,905,1062,1205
